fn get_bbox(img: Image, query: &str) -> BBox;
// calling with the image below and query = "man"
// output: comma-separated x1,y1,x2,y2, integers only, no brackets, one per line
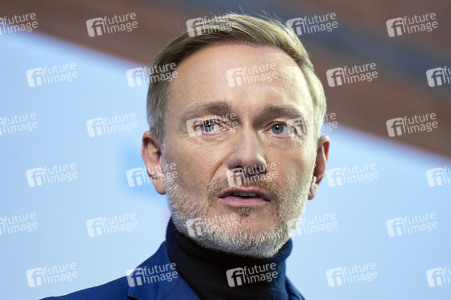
44,13,329,300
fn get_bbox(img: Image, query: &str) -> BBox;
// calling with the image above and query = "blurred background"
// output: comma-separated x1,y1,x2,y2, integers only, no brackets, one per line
0,0,450,299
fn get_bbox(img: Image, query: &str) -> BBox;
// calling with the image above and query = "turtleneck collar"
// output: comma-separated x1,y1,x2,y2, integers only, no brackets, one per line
166,218,292,300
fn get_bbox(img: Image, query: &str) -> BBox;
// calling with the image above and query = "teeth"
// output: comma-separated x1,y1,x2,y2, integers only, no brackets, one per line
232,192,258,197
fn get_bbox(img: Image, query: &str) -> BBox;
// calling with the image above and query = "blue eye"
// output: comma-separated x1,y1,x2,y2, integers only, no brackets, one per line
271,123,287,135
202,120,218,133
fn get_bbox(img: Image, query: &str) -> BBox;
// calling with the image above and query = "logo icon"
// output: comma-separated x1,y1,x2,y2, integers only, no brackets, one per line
386,18,404,37
186,118,205,137
126,168,147,187
86,218,105,237
326,68,344,87
386,118,404,137
26,68,45,87
86,18,104,37
286,18,304,35
287,219,301,237
186,18,205,37
426,68,445,87
86,118,104,137
426,168,446,187
26,168,45,187
226,268,245,287
386,218,404,237
186,218,204,237
426,268,445,287
226,168,244,187
26,268,45,287
226,68,245,87
326,168,345,187
127,268,145,287
286,117,306,136
126,67,146,87
326,268,344,287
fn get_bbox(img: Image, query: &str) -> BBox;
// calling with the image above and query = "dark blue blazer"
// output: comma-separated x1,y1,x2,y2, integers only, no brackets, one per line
42,242,305,300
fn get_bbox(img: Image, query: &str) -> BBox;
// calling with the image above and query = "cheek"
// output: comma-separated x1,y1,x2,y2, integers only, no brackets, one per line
163,137,217,193
275,147,316,192
165,151,197,189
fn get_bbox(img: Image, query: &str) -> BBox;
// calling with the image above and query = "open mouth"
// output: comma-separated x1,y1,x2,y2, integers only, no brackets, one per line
230,191,260,198
217,188,271,207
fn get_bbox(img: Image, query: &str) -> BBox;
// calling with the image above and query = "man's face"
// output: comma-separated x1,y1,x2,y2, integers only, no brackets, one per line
144,43,327,257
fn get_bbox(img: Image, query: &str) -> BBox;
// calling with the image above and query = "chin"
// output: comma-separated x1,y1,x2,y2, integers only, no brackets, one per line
197,219,289,258
235,219,276,236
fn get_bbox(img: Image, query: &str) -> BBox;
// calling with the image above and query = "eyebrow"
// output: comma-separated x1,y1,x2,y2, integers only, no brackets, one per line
257,104,306,122
255,104,309,136
179,100,233,123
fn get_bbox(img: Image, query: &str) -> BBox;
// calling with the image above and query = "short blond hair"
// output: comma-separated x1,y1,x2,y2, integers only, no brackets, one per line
147,13,326,140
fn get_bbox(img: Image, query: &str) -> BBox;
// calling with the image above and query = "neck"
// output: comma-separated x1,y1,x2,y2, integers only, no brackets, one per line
166,218,291,300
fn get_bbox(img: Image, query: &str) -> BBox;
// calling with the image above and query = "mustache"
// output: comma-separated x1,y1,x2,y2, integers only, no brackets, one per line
206,175,283,204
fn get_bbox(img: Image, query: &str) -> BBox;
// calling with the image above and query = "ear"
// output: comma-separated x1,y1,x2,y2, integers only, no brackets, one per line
141,131,166,195
308,135,330,200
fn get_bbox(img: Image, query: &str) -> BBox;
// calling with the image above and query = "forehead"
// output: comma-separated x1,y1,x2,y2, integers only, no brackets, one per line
167,43,313,117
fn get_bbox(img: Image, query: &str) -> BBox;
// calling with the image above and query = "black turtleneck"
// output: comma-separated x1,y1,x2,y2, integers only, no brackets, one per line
165,219,292,300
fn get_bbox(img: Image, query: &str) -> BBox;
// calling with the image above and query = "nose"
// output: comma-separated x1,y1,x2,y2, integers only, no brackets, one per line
226,128,267,175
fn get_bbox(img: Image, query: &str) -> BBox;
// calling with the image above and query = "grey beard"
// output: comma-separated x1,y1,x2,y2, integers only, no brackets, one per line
165,171,310,258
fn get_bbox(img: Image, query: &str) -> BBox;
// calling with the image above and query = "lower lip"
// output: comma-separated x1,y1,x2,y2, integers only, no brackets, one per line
218,196,269,208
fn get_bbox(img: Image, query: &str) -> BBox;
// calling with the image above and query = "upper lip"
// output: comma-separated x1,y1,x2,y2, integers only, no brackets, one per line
218,187,271,201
